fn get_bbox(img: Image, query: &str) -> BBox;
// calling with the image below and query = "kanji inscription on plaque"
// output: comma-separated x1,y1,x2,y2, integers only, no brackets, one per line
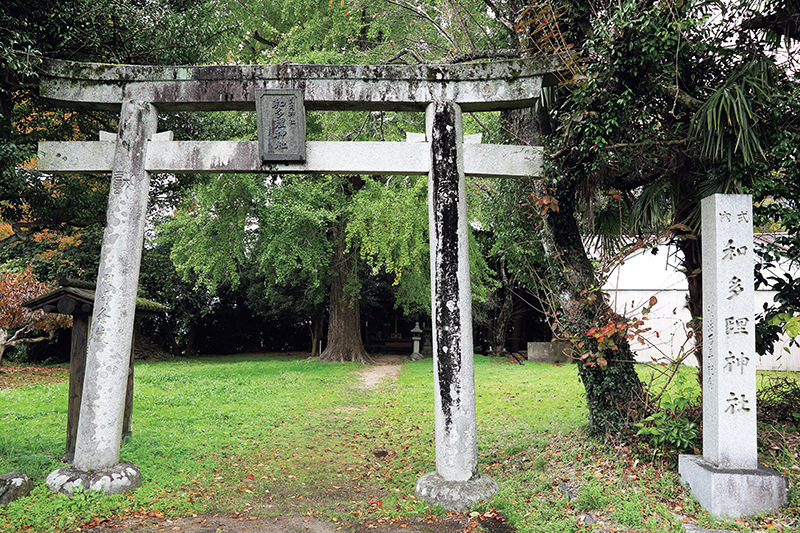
256,89,306,163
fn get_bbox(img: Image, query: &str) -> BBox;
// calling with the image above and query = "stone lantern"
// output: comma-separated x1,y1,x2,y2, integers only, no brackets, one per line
410,322,424,360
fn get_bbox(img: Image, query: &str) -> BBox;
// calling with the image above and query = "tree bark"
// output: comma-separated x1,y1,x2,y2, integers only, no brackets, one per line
676,235,703,372
492,259,515,356
669,164,705,383
318,221,371,364
542,179,644,434
184,322,199,357
309,307,325,357
163,317,182,358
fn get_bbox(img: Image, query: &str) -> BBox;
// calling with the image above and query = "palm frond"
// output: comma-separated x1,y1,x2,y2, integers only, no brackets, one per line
630,175,680,234
690,58,776,166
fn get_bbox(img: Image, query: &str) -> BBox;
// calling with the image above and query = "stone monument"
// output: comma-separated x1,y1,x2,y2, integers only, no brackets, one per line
678,194,787,518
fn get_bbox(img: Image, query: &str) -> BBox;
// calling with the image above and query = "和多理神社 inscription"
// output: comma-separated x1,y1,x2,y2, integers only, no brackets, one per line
256,89,305,163
678,194,787,519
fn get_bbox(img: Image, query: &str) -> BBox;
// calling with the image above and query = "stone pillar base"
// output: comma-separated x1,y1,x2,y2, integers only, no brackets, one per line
0,472,33,505
46,461,141,496
678,455,787,519
415,472,499,512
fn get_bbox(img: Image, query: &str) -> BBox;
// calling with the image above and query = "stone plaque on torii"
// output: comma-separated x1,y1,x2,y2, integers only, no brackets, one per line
36,57,558,509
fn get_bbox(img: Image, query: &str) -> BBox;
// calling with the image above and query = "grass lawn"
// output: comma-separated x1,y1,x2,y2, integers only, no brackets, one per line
0,355,797,532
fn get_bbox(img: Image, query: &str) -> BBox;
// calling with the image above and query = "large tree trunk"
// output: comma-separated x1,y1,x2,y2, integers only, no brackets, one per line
309,307,325,357
163,316,182,358
492,259,515,356
184,323,199,357
542,179,644,435
676,235,703,370
505,98,645,433
670,165,705,384
318,221,371,364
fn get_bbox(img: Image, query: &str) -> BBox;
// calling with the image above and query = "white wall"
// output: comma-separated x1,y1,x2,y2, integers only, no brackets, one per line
602,245,800,371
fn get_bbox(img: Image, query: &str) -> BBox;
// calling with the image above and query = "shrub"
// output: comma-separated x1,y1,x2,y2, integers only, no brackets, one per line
635,370,701,462
758,376,800,429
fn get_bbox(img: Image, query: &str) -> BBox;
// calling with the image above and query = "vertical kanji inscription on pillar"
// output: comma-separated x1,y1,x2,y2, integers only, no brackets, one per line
73,99,157,473
700,194,757,469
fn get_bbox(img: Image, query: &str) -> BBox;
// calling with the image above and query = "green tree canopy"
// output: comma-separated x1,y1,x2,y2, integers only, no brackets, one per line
476,0,800,432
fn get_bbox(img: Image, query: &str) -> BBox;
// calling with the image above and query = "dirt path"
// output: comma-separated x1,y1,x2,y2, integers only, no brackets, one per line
82,513,474,533
356,356,404,390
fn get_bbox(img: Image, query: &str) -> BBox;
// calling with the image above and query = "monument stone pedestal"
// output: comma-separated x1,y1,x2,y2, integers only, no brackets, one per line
678,456,787,519
678,194,787,518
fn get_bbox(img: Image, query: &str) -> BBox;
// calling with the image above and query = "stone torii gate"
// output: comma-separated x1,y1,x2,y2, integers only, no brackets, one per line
37,58,557,510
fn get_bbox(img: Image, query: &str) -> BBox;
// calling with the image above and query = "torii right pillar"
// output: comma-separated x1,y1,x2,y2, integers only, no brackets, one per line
679,194,786,518
415,100,498,511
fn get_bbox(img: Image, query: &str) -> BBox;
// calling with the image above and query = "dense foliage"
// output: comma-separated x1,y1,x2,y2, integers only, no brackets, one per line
465,0,798,432
1,0,798,426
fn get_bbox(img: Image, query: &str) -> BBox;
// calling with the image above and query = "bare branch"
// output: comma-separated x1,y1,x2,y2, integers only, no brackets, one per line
382,0,458,50
606,138,690,151
662,84,704,112
482,0,516,34
252,30,278,47
548,146,570,160
5,326,57,348
385,48,425,64
447,0,476,53
450,49,520,63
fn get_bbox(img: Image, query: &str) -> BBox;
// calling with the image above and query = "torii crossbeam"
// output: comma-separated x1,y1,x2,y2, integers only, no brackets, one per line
37,57,556,510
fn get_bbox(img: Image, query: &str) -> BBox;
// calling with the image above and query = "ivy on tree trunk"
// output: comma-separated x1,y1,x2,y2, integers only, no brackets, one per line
543,181,644,435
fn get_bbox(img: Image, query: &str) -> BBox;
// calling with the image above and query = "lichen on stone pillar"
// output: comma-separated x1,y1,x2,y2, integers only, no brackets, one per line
47,99,156,496
416,100,498,511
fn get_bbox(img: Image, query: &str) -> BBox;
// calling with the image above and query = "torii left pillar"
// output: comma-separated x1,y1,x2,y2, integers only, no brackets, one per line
46,99,156,495
414,101,498,510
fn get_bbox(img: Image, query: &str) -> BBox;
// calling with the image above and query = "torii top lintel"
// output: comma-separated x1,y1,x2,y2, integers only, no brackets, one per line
39,57,561,112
